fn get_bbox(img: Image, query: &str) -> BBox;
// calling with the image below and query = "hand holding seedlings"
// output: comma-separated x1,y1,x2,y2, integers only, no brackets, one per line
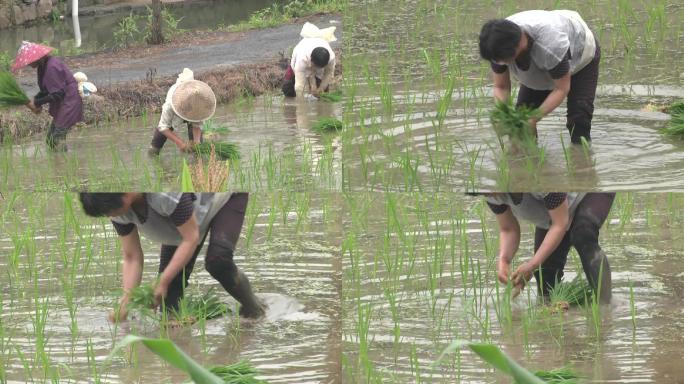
25,100,41,114
511,261,535,288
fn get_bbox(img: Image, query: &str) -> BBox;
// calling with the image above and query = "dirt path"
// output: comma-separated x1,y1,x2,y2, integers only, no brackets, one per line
17,14,342,95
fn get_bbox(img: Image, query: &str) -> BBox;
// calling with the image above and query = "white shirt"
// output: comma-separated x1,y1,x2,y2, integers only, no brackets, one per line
290,37,336,96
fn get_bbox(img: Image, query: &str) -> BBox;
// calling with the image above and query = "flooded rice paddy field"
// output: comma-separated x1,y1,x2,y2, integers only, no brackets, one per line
340,0,684,191
0,192,343,383
342,192,684,382
0,95,342,191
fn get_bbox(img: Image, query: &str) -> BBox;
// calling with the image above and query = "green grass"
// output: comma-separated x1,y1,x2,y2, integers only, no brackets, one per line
312,117,343,132
0,72,30,108
224,0,344,32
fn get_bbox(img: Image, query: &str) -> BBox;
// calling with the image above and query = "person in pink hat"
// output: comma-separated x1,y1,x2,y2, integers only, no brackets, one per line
12,41,83,151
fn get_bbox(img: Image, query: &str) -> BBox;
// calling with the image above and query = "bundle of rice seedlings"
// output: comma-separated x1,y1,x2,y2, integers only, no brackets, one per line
127,283,156,309
194,142,240,160
532,366,580,383
318,90,342,102
664,100,684,115
208,361,268,384
548,275,592,311
169,289,230,326
312,117,343,132
661,112,684,136
490,98,541,142
0,71,30,108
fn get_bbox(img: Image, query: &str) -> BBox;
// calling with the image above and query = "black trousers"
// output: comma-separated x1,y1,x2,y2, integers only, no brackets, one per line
150,124,203,151
516,45,601,144
533,193,614,302
46,121,69,150
158,193,248,310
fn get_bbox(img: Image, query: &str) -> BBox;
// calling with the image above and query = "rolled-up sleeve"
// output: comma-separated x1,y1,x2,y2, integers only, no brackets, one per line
158,102,175,132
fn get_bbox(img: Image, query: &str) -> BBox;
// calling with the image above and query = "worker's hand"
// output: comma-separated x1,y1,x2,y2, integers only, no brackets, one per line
497,258,512,285
153,281,169,309
311,89,321,98
511,261,535,288
108,297,129,323
178,142,194,153
26,101,41,114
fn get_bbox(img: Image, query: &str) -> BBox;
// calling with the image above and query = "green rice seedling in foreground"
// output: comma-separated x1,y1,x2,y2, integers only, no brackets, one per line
661,112,684,136
312,117,343,132
532,366,580,383
109,335,267,383
0,71,30,108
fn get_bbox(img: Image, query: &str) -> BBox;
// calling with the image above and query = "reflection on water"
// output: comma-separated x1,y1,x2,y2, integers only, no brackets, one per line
342,193,684,383
0,192,342,382
342,0,684,191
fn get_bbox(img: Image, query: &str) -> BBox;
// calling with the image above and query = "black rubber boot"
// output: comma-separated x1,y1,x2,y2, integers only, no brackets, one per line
227,269,266,319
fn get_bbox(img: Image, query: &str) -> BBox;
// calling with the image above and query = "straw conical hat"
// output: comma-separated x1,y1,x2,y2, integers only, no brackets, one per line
11,41,54,73
170,80,216,123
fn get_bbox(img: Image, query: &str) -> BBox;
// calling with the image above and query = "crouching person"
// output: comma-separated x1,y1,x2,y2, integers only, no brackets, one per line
283,22,337,98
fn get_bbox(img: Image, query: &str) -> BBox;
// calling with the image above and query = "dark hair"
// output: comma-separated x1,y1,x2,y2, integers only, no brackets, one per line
79,193,125,217
479,19,522,62
311,47,330,67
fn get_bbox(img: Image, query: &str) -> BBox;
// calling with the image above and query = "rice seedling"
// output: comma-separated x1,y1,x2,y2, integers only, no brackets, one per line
319,90,343,103
202,119,232,134
169,289,231,327
194,142,240,160
664,100,684,115
208,361,268,384
661,111,684,136
547,276,592,312
312,117,343,132
0,71,29,108
490,98,541,145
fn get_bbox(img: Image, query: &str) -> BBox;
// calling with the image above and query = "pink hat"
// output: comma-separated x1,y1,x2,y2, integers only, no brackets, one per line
11,41,54,73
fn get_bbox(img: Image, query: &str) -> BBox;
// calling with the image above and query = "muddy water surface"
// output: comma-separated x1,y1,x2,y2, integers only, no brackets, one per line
1,96,343,191
342,0,684,191
342,193,684,382
0,192,343,383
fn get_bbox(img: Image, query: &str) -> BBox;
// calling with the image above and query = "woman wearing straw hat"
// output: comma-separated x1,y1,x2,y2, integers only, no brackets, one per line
282,22,337,99
481,193,614,303
479,10,599,144
79,192,266,321
148,68,217,156
12,41,83,151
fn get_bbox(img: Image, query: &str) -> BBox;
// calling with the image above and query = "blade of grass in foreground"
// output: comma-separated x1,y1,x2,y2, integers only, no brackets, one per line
435,340,545,384
109,335,224,383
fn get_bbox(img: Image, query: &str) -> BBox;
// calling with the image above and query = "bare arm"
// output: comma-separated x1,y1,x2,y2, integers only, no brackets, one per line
160,128,187,150
537,73,571,119
495,207,520,284
492,69,511,104
528,199,569,269
110,227,144,322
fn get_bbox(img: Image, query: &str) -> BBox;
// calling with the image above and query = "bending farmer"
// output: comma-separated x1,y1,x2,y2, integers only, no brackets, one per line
148,69,216,156
79,192,265,321
12,41,83,151
479,10,599,143
283,22,337,98
482,193,613,303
